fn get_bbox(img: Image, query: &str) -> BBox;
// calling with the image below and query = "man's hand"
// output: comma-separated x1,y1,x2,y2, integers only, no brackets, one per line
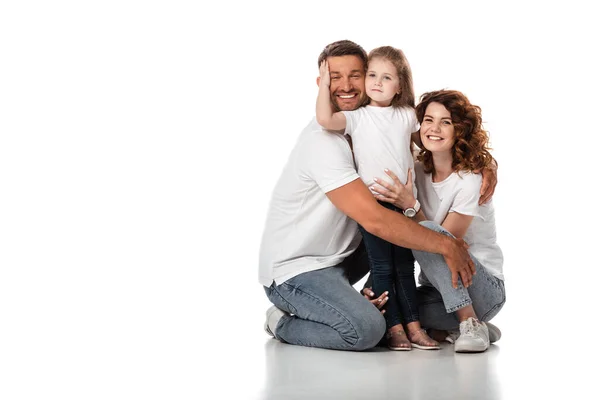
361,288,388,314
443,237,476,289
319,60,330,87
479,160,498,205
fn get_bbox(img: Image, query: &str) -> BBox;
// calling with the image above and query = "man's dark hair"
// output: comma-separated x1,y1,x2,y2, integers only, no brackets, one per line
317,40,368,70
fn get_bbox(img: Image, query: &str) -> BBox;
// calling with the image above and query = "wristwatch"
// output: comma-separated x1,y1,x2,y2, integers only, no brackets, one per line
403,199,421,218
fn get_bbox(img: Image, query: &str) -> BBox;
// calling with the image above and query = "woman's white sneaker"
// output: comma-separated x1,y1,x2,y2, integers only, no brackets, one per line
454,317,490,353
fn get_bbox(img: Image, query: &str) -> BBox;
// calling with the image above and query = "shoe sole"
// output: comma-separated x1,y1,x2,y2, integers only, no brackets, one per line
411,343,441,350
388,346,412,351
455,343,489,353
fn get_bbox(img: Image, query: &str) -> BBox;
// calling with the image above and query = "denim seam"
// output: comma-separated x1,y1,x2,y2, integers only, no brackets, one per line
279,282,360,347
269,285,299,316
396,281,419,323
480,283,506,321
446,298,472,313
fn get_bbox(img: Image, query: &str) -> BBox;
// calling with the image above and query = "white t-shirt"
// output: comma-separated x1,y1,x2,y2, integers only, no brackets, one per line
258,119,362,287
414,162,504,280
342,106,418,196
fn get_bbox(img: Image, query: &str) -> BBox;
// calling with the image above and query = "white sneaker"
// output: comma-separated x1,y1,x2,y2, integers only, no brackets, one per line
454,317,490,353
447,322,501,344
264,305,289,338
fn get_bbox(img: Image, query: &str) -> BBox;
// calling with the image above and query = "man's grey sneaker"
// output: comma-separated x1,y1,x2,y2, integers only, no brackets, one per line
455,317,490,353
486,321,501,343
264,305,288,338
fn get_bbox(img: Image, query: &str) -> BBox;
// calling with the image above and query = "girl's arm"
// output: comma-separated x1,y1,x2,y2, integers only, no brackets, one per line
441,213,474,239
316,60,347,131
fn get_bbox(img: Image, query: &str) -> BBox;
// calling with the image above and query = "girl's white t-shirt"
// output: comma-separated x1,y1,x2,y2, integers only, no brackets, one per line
414,162,504,280
342,106,418,196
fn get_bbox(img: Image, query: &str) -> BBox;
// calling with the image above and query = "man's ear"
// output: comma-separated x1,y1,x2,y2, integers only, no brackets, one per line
316,76,321,86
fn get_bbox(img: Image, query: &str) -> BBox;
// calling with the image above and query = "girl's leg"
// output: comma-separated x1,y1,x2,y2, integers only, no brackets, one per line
392,246,439,350
358,225,410,350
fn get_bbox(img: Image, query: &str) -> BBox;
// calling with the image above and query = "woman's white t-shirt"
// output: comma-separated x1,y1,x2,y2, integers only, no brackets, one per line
414,162,504,280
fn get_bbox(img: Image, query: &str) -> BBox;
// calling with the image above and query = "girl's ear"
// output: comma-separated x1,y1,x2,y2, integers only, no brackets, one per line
316,77,321,86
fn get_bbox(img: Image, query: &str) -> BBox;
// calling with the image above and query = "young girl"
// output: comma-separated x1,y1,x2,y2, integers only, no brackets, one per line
316,46,439,351
372,90,505,353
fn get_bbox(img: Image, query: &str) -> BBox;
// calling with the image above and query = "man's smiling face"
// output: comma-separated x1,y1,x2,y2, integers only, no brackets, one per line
327,55,367,111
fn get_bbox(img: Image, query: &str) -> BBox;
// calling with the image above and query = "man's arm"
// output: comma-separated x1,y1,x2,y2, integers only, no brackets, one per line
326,179,475,288
479,159,498,205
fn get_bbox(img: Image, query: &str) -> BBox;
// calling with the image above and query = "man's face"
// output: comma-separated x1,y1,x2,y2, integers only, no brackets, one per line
327,55,367,111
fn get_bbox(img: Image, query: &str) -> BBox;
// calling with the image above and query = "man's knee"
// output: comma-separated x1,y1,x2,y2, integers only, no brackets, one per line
349,307,386,351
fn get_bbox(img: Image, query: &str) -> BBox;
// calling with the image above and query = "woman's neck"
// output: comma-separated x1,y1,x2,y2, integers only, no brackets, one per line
431,151,453,182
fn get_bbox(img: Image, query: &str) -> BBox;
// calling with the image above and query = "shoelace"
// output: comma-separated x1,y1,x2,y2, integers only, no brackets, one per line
460,318,479,337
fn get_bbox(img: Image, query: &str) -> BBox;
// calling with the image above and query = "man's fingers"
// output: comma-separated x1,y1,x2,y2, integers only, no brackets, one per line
479,180,489,197
362,288,375,298
451,271,459,289
469,259,476,275
460,268,473,288
479,185,496,205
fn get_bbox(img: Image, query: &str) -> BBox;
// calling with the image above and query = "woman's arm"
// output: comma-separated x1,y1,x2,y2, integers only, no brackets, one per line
316,60,347,131
441,212,474,239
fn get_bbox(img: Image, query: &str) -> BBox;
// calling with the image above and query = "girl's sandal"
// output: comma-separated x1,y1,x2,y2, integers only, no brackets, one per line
409,328,441,350
386,329,412,351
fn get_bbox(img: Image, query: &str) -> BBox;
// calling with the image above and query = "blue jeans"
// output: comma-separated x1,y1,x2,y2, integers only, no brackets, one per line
263,247,386,351
358,202,419,329
413,221,506,331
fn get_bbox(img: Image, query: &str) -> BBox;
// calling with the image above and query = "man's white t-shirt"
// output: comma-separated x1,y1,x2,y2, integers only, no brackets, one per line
258,119,362,287
342,106,418,196
414,162,504,280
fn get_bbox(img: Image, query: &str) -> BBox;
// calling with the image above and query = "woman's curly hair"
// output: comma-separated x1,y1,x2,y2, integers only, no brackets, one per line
415,90,493,174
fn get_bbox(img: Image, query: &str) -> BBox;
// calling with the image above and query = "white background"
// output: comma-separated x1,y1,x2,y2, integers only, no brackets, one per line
1,0,599,398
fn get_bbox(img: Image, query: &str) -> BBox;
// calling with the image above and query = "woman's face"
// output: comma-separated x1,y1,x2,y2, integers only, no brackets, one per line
420,102,455,154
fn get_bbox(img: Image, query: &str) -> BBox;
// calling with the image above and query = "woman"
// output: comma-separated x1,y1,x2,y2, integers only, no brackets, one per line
371,89,506,353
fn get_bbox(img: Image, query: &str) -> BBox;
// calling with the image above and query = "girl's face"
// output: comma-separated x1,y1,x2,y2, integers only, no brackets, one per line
365,57,400,106
420,102,455,154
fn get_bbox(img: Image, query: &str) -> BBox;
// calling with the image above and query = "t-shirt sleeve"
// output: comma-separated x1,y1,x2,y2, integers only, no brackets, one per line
449,173,483,219
407,107,419,132
301,131,360,193
341,110,359,136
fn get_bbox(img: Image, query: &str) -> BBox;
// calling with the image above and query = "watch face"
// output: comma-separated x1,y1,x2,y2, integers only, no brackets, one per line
404,208,416,218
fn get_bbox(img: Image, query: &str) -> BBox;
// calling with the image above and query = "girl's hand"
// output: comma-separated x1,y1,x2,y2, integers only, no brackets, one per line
371,168,416,210
319,60,330,87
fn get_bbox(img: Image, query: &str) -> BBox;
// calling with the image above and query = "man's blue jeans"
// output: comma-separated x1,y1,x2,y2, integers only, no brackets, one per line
263,247,385,351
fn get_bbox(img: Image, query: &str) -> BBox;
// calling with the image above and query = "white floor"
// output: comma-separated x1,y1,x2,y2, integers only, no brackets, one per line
200,275,597,400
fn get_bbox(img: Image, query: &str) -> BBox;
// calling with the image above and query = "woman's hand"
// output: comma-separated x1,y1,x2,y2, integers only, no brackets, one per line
371,169,416,210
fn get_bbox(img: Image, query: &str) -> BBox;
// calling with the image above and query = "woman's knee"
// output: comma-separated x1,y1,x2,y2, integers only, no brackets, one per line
419,220,454,238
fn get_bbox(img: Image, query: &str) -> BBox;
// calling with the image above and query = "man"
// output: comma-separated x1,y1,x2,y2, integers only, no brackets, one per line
259,40,497,351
